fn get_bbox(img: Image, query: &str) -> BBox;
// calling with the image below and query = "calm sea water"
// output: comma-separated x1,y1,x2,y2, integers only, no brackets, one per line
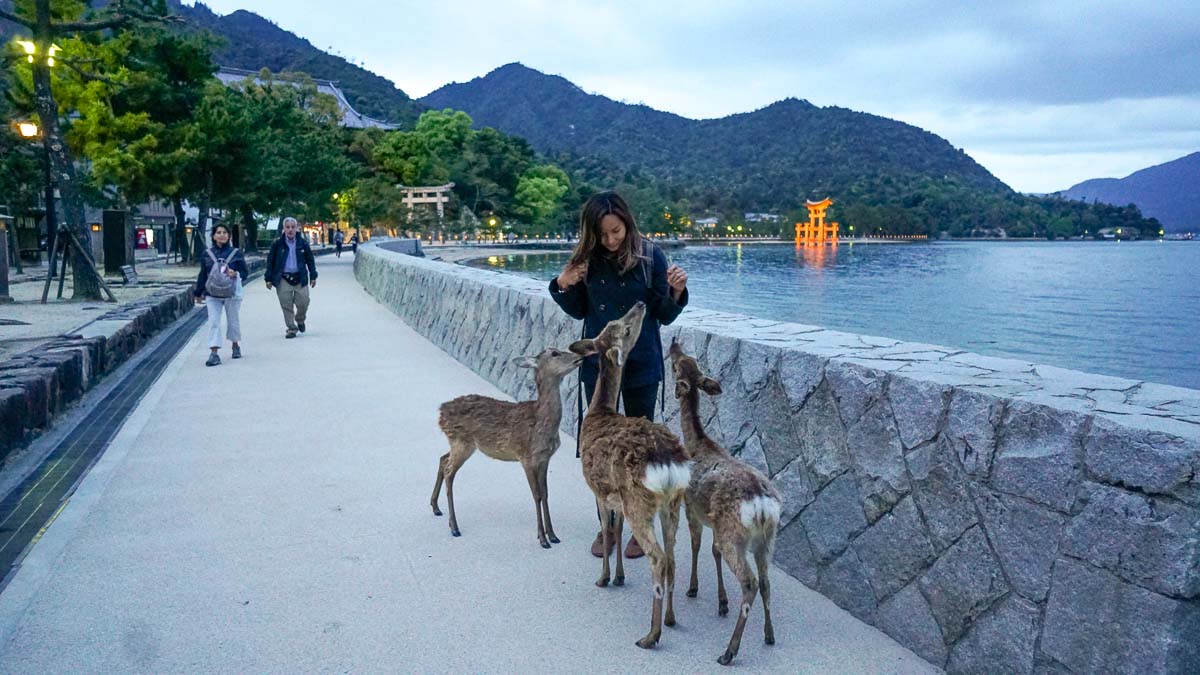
468,241,1200,390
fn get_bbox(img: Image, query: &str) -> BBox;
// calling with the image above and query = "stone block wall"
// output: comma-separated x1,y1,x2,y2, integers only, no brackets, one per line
356,245,1200,674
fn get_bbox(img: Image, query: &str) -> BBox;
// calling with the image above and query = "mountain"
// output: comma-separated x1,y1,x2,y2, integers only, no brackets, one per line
169,2,422,127
420,63,1010,211
1058,152,1200,232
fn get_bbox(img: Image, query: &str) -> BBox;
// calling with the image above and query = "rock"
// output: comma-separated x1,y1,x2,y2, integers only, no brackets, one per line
946,594,1040,675
918,526,1009,644
778,349,825,410
773,518,820,588
874,582,948,666
972,488,1066,602
945,388,1004,478
792,380,852,489
799,473,869,562
1083,417,1200,506
845,399,909,522
1041,557,1200,674
771,457,815,527
827,360,884,427
816,548,878,622
888,376,950,450
907,436,978,551
1063,482,1200,598
851,496,936,600
990,402,1087,512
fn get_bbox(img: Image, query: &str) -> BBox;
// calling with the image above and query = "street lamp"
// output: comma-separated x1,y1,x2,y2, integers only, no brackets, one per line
14,121,57,270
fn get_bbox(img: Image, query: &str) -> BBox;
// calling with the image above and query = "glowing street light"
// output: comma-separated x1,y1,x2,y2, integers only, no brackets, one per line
16,121,39,138
15,41,61,66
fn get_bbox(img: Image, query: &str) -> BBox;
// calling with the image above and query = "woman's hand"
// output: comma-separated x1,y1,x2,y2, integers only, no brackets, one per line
556,261,588,289
667,264,688,298
194,294,205,305
225,267,238,278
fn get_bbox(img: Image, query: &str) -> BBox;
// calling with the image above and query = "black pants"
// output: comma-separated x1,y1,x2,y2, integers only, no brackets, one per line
582,379,659,422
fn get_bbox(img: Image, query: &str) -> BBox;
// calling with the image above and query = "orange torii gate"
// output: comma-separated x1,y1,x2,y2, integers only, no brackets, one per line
795,197,839,245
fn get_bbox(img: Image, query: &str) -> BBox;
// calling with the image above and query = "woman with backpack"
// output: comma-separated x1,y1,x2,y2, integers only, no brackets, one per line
194,223,250,367
548,191,690,559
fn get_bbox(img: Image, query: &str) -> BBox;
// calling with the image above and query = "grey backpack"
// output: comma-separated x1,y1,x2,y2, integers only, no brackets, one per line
205,247,239,298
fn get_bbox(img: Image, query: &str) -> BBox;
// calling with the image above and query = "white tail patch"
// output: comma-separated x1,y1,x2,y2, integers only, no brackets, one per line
740,495,783,530
643,462,691,494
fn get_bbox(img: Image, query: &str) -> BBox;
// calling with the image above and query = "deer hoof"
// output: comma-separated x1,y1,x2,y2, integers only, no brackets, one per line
665,613,676,627
548,534,560,544
596,577,610,588
717,650,735,666
613,575,625,587
718,602,729,617
540,540,551,549
686,587,698,598
635,636,658,650
765,632,776,646
432,508,442,516
450,528,461,537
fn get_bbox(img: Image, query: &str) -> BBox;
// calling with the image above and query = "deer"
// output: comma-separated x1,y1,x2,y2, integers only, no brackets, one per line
669,338,783,666
568,302,692,650
430,346,583,549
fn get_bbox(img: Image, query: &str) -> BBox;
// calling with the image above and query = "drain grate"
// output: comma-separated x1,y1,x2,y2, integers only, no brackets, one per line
0,307,207,585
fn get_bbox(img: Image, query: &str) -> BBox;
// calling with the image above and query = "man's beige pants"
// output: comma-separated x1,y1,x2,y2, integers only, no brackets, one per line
275,279,310,331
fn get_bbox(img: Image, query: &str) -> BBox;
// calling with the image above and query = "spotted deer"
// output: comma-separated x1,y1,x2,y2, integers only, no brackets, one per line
430,346,583,548
669,338,783,666
569,302,691,650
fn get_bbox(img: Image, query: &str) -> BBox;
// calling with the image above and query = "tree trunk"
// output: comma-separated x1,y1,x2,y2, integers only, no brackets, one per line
195,172,212,256
32,2,100,299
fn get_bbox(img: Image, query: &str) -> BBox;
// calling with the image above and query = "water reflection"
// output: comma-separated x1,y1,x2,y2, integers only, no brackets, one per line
466,242,1200,389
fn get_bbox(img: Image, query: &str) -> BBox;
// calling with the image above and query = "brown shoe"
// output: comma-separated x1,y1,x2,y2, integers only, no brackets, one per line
625,535,645,559
590,530,615,558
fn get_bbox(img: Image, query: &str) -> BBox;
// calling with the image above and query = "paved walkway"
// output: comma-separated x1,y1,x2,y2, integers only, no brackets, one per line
0,254,934,673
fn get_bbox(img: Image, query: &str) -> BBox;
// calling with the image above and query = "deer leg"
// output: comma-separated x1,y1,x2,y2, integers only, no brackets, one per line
522,461,550,549
444,443,474,537
661,498,681,628
755,542,775,646
537,461,559,544
595,499,611,587
713,542,729,616
627,510,666,649
717,541,758,666
686,502,703,598
613,511,625,586
430,452,449,516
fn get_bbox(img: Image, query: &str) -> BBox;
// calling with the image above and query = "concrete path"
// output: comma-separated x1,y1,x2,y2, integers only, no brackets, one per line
0,254,936,673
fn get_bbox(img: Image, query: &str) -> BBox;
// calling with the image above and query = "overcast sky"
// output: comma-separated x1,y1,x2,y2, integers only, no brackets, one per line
194,1,1199,193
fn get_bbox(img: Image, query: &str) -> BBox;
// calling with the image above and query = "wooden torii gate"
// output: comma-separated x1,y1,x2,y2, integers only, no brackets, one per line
795,197,839,245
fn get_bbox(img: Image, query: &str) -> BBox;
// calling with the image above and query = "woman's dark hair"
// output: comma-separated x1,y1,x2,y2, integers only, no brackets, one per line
210,223,232,248
570,191,645,275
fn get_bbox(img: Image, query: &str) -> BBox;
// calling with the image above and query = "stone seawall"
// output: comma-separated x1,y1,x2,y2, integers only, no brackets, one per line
355,244,1199,674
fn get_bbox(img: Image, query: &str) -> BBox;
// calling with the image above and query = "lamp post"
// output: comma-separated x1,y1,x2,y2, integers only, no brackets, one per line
0,212,12,303
16,121,56,274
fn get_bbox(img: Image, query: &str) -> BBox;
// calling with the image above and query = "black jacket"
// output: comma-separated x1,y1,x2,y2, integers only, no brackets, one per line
549,242,688,389
194,244,249,298
265,234,318,287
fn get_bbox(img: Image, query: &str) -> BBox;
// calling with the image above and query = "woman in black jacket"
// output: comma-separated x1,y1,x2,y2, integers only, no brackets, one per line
549,191,689,558
194,224,250,366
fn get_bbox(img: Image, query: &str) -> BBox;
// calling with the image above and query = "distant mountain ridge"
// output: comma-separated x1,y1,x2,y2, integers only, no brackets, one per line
169,1,422,127
1059,152,1200,232
420,63,1010,211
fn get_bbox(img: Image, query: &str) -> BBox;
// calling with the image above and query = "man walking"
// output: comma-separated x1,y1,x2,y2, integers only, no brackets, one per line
334,229,344,258
265,217,318,339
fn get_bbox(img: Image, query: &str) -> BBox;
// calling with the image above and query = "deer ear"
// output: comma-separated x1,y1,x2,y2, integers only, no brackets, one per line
569,339,597,356
674,379,691,398
606,346,624,368
511,356,537,369
668,337,683,356
700,377,723,396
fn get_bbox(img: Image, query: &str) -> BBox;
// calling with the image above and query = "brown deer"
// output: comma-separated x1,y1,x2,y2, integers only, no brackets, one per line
569,302,691,650
430,346,583,548
669,338,783,666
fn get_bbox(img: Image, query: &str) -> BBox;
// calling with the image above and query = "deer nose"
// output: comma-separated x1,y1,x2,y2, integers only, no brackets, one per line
635,301,645,309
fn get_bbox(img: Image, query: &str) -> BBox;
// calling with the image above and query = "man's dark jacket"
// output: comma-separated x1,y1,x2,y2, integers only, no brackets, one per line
549,242,688,389
265,233,318,287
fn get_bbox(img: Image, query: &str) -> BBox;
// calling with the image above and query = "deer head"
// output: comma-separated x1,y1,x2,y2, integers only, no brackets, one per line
669,337,722,399
569,302,646,370
512,347,584,383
